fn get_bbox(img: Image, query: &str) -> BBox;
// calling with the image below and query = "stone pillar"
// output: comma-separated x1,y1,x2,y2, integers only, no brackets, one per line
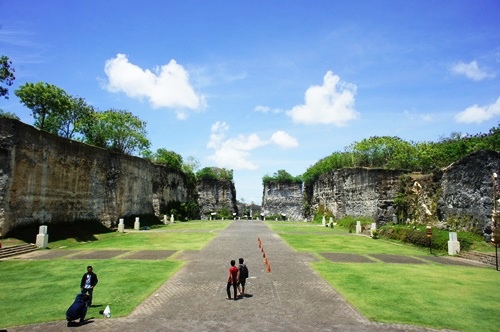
356,221,362,234
163,215,168,225
170,214,175,223
448,232,460,255
36,225,49,248
370,223,377,237
134,217,140,230
118,218,125,232
322,216,326,226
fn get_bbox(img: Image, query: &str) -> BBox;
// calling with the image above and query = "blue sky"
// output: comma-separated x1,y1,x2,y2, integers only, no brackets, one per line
1,0,499,204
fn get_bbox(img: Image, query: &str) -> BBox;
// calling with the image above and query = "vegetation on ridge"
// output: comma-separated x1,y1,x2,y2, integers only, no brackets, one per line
302,126,499,184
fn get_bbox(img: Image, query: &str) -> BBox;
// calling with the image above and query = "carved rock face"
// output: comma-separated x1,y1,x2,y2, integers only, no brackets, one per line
197,179,238,219
261,150,500,231
0,118,191,236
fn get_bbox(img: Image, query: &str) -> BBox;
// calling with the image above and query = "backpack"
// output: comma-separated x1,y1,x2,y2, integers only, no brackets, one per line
240,264,249,279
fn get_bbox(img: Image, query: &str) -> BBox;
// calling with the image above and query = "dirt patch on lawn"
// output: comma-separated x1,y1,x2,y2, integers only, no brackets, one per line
120,250,177,260
321,253,376,263
69,250,129,259
369,254,427,264
418,255,480,266
20,250,76,260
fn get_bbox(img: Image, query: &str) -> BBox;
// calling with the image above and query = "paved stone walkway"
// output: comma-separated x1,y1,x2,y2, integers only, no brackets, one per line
7,220,454,332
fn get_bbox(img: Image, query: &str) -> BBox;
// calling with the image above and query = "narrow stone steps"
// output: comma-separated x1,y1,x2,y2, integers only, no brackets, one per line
0,243,38,259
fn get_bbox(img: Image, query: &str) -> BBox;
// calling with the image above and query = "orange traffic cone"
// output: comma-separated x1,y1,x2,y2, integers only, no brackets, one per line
258,237,261,242
261,247,264,252
267,264,271,272
258,242,261,248
264,258,268,265
263,252,266,258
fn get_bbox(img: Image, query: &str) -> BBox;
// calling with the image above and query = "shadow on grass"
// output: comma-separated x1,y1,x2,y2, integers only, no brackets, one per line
5,220,115,243
5,216,165,244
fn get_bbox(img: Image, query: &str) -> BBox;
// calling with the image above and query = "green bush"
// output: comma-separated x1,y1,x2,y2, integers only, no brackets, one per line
379,225,482,251
265,214,284,220
262,169,302,185
217,207,232,219
335,216,373,231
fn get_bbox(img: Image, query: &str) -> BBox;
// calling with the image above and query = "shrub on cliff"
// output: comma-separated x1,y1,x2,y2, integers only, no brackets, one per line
302,125,500,184
196,167,233,181
262,169,302,185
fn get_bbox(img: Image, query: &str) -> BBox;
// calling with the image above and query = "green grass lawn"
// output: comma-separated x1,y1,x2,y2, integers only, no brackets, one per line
314,262,499,332
267,221,500,332
48,220,230,250
0,220,229,329
0,260,182,328
2,220,498,331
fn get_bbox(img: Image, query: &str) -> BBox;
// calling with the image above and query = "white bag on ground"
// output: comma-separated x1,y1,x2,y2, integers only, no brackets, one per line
103,305,111,318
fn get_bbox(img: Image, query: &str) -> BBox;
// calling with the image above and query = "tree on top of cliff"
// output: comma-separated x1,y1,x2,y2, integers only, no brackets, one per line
14,81,95,139
0,109,20,120
151,148,183,171
346,136,417,169
262,169,302,185
0,55,15,99
58,96,95,139
196,167,233,182
15,82,72,132
303,126,500,184
81,109,151,155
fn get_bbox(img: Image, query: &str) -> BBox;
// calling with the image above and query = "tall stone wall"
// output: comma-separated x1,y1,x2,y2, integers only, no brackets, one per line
437,150,500,232
261,150,500,232
261,182,303,220
310,168,407,222
0,118,190,236
197,178,238,219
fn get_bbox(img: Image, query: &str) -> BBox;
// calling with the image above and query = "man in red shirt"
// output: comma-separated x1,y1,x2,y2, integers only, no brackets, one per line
226,260,239,300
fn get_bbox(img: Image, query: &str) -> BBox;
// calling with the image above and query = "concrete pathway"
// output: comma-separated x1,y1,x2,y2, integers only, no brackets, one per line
7,220,453,331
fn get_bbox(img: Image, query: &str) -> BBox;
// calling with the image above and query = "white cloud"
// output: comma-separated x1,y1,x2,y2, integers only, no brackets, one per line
270,131,299,149
286,71,359,126
420,114,433,122
207,122,298,170
450,60,495,81
103,54,206,118
455,97,500,124
254,105,283,113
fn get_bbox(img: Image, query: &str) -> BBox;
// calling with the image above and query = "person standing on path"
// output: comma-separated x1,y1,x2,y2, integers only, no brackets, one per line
226,259,239,300
237,257,248,298
80,265,98,306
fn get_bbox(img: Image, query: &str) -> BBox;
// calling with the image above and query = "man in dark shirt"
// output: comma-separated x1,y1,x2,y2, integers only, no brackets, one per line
66,293,90,326
80,265,98,306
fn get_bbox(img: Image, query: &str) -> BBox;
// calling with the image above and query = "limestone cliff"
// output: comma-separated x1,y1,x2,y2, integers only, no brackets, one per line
0,118,193,236
261,181,303,220
437,150,500,233
197,178,238,219
308,168,407,223
262,150,500,233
